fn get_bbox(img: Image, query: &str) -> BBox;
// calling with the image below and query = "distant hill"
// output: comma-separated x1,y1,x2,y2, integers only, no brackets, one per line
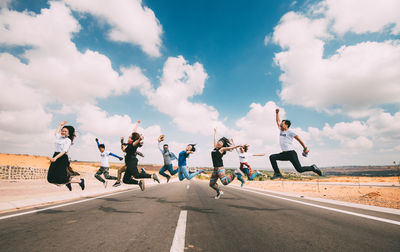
321,165,400,177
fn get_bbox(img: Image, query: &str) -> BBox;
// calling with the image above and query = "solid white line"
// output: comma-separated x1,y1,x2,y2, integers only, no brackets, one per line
170,210,187,252
229,186,400,226
0,188,140,220
230,184,400,216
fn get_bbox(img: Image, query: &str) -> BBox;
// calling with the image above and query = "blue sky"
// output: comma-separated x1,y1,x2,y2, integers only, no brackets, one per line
1,0,400,168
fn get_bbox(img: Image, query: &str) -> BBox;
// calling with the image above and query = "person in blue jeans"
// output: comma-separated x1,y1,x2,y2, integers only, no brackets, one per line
157,134,178,182
178,144,204,181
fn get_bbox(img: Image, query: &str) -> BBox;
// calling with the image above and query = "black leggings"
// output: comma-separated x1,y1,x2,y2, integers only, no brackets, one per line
123,156,151,184
269,150,314,174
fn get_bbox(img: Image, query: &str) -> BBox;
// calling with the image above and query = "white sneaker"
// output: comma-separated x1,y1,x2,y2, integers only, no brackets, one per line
153,173,160,183
103,180,108,188
215,190,224,199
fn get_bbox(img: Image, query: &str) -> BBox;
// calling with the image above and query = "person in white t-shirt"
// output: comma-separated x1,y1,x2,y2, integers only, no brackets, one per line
231,138,265,187
47,121,85,191
269,108,322,180
95,138,123,188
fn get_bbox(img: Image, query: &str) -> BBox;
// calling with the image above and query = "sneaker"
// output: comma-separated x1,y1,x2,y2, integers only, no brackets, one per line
113,181,121,187
66,183,72,191
139,180,145,191
141,167,147,173
215,190,224,199
103,181,108,188
241,181,245,188
153,173,160,183
270,173,283,180
312,164,322,176
79,179,85,190
166,176,170,183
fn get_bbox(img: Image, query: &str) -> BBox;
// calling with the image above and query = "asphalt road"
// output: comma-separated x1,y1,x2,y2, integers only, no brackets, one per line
0,180,399,252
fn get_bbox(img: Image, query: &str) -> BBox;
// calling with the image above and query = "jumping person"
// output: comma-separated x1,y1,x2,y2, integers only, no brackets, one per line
94,138,122,188
113,137,144,187
210,128,242,199
122,120,160,190
269,108,322,180
177,144,204,181
157,134,178,182
231,138,265,187
47,121,85,191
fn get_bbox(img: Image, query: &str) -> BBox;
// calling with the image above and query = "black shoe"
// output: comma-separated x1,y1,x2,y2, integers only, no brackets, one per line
312,165,322,176
270,173,283,180
66,183,72,191
113,181,121,187
166,176,170,183
79,179,85,190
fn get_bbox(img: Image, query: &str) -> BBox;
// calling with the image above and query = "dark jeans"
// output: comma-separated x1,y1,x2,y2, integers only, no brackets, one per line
159,164,178,178
123,156,151,184
269,150,314,174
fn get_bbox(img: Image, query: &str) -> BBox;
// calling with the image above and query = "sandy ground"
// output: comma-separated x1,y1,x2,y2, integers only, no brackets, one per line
1,153,399,209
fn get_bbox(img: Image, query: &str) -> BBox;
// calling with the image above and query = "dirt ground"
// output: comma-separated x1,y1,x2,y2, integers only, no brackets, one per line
1,153,399,209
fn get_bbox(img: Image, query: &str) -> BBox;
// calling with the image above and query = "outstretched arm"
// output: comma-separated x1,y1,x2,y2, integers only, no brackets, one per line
294,135,309,154
109,152,123,161
252,153,265,157
275,108,281,129
220,145,241,153
55,121,66,136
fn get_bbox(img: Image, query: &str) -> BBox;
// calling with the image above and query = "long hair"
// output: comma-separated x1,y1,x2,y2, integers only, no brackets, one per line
131,132,143,147
218,137,231,148
188,144,196,152
63,125,76,143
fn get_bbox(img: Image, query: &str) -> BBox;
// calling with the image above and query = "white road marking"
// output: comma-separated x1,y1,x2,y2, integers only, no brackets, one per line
186,185,190,190
230,186,400,226
170,210,187,252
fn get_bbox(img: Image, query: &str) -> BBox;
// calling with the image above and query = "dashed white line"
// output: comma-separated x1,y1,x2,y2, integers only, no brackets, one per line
170,210,188,252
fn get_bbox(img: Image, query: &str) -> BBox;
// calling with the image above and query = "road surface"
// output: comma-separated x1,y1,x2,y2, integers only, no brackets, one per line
0,180,399,251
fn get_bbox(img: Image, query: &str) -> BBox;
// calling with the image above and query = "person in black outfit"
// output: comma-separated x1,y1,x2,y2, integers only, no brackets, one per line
209,128,242,199
122,120,160,190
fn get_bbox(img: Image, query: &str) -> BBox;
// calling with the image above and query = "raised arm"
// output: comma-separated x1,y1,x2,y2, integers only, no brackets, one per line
294,135,309,154
55,121,66,136
275,108,281,129
231,138,240,154
214,128,218,148
95,138,100,148
132,120,141,133
120,137,127,152
158,134,164,152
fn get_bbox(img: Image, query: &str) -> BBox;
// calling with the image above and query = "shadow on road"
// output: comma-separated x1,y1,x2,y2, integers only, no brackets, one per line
37,209,75,214
227,204,286,212
98,205,143,214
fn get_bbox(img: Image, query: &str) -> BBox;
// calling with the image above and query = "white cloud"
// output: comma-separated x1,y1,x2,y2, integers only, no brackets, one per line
143,56,228,136
321,0,400,35
64,0,163,57
271,3,400,116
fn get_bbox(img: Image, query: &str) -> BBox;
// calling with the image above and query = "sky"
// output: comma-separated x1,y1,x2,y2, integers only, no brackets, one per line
0,0,400,169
